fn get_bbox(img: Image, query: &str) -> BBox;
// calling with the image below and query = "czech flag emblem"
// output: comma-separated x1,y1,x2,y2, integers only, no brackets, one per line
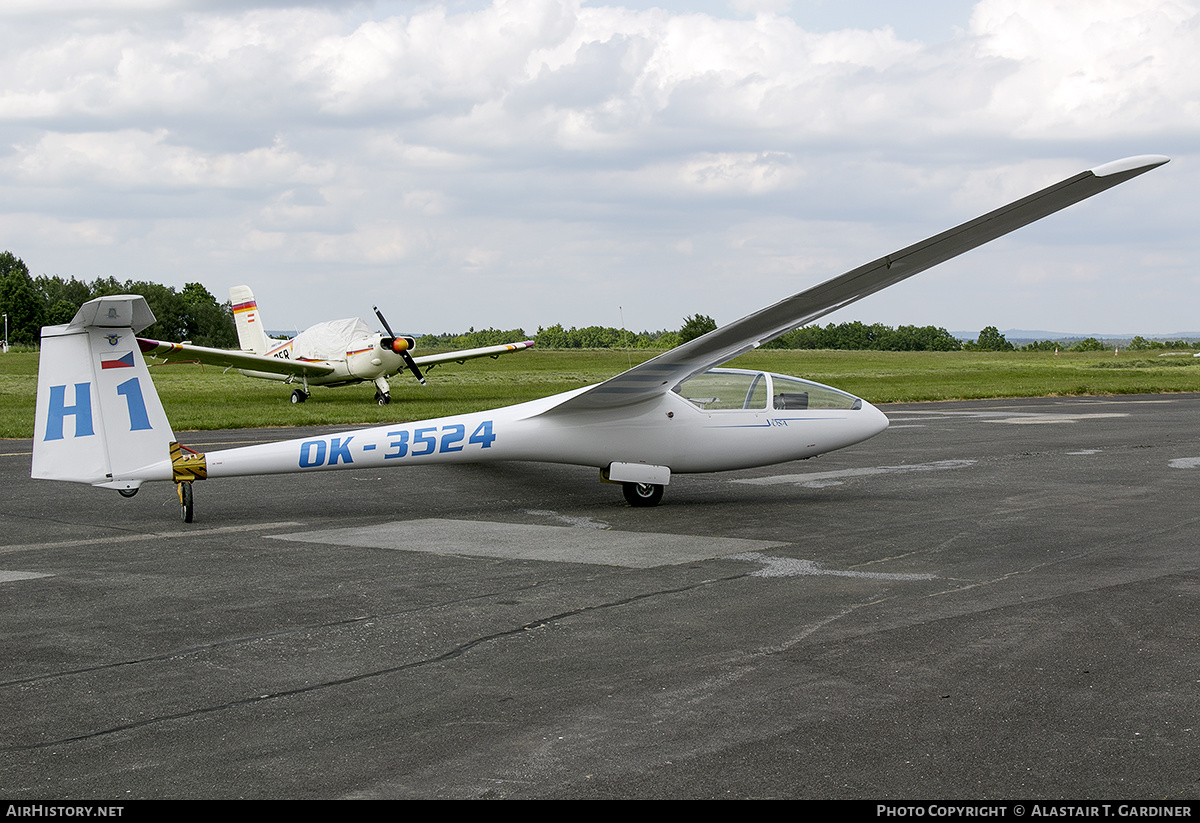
101,352,135,370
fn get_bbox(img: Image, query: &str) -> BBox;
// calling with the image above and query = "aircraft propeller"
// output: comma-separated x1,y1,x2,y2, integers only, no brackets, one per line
373,305,426,385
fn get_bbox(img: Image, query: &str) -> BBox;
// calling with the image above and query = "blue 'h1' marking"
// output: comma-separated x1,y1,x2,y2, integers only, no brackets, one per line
116,377,152,431
45,383,95,441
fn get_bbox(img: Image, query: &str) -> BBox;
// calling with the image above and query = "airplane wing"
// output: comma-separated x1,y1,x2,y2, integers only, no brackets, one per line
540,155,1169,414
412,340,535,370
136,338,337,377
137,338,535,376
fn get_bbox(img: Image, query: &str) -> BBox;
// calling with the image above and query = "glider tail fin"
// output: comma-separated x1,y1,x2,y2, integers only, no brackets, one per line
32,296,178,490
230,284,270,355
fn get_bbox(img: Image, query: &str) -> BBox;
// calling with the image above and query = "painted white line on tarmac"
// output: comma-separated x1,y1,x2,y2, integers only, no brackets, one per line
0,521,304,555
887,411,1128,425
734,459,976,488
0,570,53,583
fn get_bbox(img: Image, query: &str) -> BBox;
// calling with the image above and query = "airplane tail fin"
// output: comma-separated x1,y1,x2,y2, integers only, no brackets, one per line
32,296,178,490
230,284,270,354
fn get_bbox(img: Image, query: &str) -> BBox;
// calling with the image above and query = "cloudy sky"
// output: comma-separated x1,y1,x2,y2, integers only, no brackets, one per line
2,0,1195,337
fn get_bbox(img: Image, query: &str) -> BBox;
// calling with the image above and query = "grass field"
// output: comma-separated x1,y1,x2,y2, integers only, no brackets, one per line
4,346,1200,439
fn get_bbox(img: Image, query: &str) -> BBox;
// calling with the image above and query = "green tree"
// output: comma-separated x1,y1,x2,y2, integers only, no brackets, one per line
897,325,961,352
829,320,871,349
678,314,718,344
655,331,680,349
122,281,187,341
1070,337,1108,352
180,282,237,347
46,300,79,325
967,326,1014,352
5,254,239,347
35,274,91,310
533,323,570,348
0,252,45,346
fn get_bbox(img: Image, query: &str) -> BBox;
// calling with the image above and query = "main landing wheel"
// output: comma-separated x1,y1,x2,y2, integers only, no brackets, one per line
117,488,138,498
290,389,309,404
622,482,664,507
375,391,391,406
177,482,194,523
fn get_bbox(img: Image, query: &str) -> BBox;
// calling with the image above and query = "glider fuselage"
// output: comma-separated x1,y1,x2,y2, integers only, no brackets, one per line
189,369,888,481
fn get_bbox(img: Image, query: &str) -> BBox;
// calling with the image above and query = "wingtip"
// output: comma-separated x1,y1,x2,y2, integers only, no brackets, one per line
1090,155,1170,178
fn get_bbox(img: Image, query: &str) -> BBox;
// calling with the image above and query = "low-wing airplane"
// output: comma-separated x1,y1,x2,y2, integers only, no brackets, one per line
136,285,535,405
31,156,1168,521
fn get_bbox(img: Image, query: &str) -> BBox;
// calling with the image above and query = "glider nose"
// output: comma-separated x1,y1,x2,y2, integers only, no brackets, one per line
858,398,890,441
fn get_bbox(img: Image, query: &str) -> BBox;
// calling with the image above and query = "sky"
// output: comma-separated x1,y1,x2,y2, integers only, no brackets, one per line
1,0,1196,337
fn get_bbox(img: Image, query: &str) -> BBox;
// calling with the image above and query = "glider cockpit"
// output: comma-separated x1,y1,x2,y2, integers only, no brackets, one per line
676,368,864,412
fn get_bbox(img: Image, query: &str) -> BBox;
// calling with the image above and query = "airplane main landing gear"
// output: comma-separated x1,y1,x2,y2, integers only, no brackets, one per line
622,482,664,507
117,488,138,498
290,389,309,404
375,390,391,405
177,482,194,523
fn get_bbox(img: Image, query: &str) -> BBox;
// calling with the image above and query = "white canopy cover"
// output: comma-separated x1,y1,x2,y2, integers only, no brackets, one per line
289,318,375,360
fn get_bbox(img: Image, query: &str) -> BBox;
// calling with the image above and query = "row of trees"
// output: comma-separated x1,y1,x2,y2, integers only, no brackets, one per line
415,315,721,351
1127,335,1200,351
422,319,979,352
992,330,1200,353
412,321,1200,354
7,252,1197,353
1,252,237,347
762,321,963,351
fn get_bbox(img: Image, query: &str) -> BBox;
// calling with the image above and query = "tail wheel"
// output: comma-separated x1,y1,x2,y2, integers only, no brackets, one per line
177,482,194,523
622,482,664,507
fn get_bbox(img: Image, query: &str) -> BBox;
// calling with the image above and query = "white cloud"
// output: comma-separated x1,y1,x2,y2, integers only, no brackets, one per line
9,130,333,191
0,0,1195,336
971,0,1200,136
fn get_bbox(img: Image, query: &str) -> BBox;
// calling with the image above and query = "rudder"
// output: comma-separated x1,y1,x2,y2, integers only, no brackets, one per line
32,296,176,490
230,285,270,355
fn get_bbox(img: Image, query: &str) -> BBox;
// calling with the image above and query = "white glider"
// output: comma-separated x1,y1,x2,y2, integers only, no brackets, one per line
31,156,1168,520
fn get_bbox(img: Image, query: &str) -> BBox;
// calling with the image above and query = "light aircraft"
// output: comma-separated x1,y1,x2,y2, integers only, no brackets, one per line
31,156,1168,521
137,285,535,405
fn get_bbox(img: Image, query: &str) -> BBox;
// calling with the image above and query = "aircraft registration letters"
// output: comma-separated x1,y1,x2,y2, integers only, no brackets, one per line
295,421,498,468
